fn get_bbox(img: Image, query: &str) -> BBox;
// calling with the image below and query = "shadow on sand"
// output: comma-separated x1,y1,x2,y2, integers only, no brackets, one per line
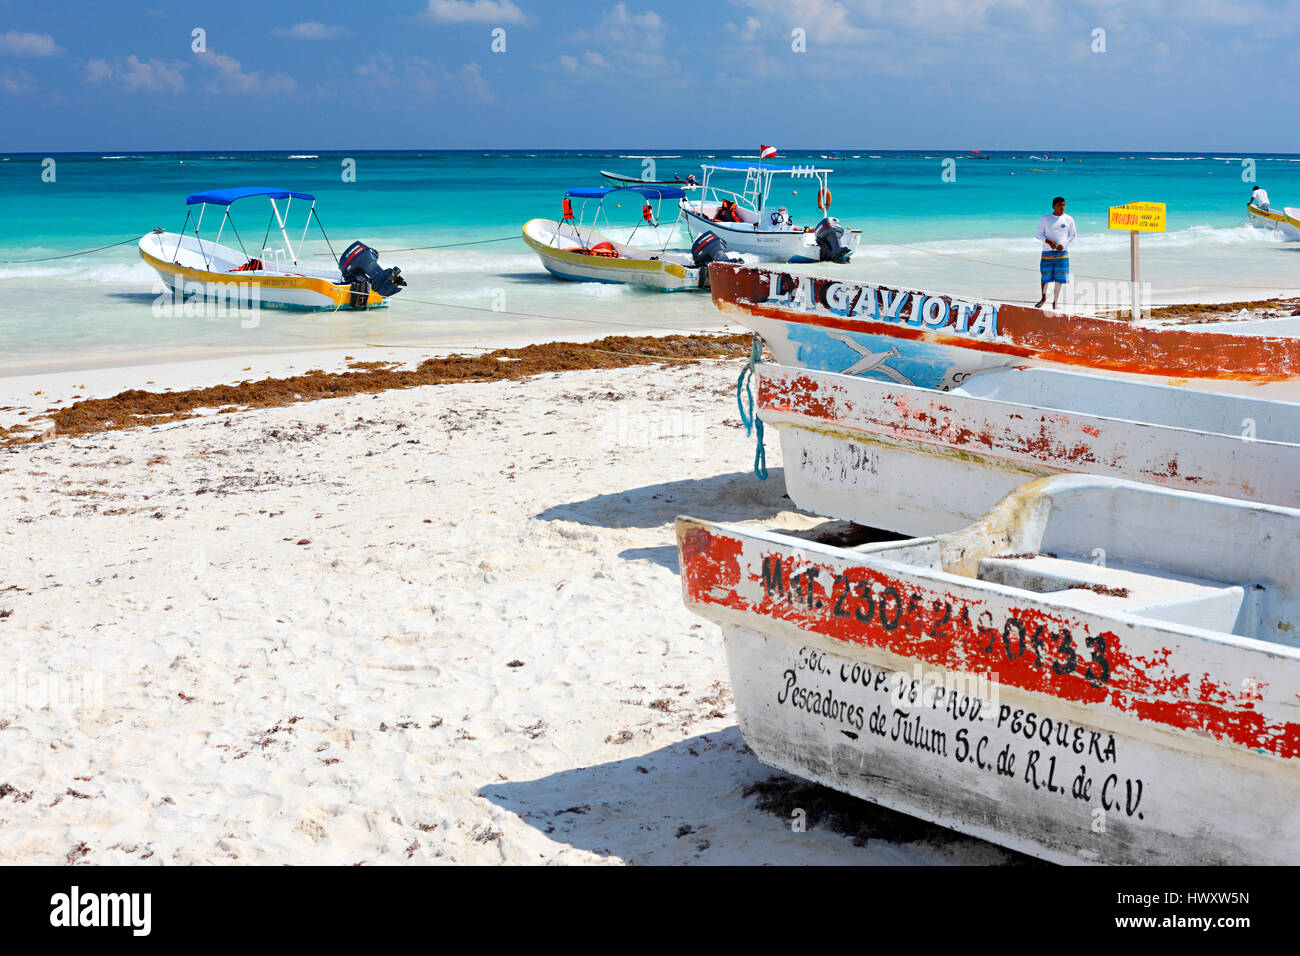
479,727,1031,865
536,469,799,530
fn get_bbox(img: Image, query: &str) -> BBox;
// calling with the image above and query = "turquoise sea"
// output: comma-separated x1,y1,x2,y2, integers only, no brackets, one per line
2,149,1298,373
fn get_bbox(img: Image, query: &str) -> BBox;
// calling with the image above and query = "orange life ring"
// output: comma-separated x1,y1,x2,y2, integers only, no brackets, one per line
817,188,832,211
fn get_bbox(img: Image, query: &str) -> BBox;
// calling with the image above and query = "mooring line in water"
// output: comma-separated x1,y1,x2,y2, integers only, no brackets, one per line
383,236,520,252
0,236,141,264
0,233,520,266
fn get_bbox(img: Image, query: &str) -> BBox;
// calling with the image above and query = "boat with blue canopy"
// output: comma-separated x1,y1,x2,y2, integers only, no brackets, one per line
139,187,406,310
680,161,860,263
522,185,742,291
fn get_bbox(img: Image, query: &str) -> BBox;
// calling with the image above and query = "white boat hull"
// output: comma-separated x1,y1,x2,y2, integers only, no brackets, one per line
139,233,384,310
681,206,860,263
759,362,1300,535
1247,203,1300,241
522,218,699,291
678,475,1300,864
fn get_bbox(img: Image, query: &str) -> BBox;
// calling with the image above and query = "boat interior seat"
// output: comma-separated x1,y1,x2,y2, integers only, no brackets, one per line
973,554,1249,635
855,539,1267,641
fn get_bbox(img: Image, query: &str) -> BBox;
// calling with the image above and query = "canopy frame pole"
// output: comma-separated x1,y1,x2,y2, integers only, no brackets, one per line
194,202,214,270
299,201,314,258
172,208,191,264
268,197,297,266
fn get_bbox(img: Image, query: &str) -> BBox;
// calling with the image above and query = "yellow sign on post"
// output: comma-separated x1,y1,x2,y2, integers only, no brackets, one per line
1107,201,1165,320
1108,201,1166,232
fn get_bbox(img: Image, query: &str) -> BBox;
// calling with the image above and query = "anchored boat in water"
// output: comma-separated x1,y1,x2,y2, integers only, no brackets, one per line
677,474,1300,865
710,264,1300,399
139,187,406,310
522,186,742,291
680,162,859,263
600,169,700,189
757,361,1300,536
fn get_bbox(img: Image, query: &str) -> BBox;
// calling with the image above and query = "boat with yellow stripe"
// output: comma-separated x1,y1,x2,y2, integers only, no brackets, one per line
1247,201,1300,241
139,187,406,310
523,185,741,292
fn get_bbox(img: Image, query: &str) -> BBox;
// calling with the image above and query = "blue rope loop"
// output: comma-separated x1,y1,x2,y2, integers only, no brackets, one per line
735,335,768,480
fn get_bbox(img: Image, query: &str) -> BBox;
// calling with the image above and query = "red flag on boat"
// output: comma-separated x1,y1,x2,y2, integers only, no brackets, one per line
759,145,777,159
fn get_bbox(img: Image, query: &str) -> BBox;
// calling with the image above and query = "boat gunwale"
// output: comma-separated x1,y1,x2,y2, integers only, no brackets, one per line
677,511,1300,665
756,362,1300,450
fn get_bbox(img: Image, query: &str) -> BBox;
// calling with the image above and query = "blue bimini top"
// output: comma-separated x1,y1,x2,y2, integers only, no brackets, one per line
564,185,688,201
185,187,316,206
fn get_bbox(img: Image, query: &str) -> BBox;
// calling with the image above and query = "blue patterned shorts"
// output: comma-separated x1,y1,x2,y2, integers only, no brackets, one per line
1040,250,1069,284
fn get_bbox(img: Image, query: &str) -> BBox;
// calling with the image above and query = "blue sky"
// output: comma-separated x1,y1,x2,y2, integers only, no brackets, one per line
2,0,1298,152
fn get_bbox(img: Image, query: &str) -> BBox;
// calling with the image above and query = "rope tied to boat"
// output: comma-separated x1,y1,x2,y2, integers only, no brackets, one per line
736,333,768,480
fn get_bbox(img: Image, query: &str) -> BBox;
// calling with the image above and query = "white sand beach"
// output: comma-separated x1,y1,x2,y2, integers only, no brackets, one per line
0,352,1023,865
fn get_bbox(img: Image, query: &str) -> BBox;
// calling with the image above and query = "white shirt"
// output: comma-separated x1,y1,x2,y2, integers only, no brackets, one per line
1037,213,1076,252
1252,189,1270,210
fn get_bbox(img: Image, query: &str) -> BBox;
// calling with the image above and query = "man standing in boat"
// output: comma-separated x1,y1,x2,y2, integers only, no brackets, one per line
1035,196,1076,310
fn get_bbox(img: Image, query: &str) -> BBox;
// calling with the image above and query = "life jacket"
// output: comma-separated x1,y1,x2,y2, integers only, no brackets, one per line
231,258,263,272
562,198,575,221
642,203,654,223
565,241,619,258
716,200,742,223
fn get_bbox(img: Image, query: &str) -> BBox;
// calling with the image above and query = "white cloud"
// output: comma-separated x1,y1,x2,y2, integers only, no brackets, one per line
84,55,187,93
735,16,762,42
1,67,35,94
274,22,349,39
733,0,1056,44
0,30,63,56
422,0,530,24
566,4,680,79
196,51,296,94
559,54,579,71
354,52,493,101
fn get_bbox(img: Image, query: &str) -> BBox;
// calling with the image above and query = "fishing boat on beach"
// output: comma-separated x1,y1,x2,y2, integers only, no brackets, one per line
522,185,741,291
677,474,1300,865
1247,202,1300,241
756,361,1300,536
709,264,1300,399
139,187,406,310
680,162,859,263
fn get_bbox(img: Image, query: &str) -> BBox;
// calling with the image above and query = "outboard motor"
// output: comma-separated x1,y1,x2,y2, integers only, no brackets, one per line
691,231,745,288
339,241,407,308
814,217,851,263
